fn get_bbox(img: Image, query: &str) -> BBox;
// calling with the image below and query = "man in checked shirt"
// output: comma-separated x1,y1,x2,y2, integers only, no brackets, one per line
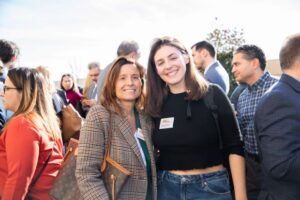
231,45,278,200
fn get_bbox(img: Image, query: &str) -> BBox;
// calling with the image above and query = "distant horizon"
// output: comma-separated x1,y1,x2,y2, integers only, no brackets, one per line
1,0,299,80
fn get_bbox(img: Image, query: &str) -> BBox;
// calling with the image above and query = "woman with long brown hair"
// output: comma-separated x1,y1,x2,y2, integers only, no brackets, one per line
76,57,157,199
146,36,247,200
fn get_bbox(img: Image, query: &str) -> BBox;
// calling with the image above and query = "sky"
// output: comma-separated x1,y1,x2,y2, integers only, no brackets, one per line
1,0,299,81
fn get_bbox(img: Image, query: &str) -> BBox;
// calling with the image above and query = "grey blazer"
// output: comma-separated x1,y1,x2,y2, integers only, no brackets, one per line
205,61,230,94
76,105,157,200
95,62,113,104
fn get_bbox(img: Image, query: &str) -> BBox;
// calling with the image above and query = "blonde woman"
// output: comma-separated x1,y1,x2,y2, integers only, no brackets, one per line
0,67,64,199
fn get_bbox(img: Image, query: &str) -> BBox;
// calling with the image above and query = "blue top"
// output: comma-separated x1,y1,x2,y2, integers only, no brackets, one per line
204,61,230,94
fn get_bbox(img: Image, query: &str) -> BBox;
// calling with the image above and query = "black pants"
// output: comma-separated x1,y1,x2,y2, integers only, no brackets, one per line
245,152,261,200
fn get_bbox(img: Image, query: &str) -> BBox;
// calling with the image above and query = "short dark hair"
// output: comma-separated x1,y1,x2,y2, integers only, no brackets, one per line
117,40,139,56
234,45,266,70
191,40,216,58
279,33,300,70
0,39,20,64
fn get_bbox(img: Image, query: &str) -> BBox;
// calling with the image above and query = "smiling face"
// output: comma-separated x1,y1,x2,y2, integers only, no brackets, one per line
2,77,22,112
115,63,142,105
154,45,188,93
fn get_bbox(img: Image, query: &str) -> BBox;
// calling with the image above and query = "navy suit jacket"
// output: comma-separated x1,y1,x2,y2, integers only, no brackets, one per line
254,74,300,200
204,61,230,94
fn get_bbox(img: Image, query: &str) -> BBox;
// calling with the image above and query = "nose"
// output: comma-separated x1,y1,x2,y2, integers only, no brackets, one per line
0,91,4,97
231,66,236,73
164,60,173,70
126,78,134,85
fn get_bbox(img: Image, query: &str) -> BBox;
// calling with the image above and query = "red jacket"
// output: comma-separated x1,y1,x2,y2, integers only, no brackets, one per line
0,115,63,200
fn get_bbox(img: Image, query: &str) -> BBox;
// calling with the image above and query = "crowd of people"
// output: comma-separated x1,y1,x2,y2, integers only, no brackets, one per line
0,32,299,200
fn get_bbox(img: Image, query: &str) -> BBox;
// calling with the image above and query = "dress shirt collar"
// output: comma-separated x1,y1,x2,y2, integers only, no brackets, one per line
204,60,217,74
247,71,271,91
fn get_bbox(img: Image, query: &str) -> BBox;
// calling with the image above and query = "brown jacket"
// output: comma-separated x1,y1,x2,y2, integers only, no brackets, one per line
76,105,157,200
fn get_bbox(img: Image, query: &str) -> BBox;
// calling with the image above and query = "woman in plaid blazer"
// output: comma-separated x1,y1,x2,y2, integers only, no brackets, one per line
76,57,157,200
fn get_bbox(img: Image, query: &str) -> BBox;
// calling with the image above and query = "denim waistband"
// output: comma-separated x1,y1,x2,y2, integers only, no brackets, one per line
157,169,228,184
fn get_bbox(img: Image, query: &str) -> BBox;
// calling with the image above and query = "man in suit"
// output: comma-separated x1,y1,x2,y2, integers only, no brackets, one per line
191,40,230,94
81,62,100,110
254,33,300,200
232,44,278,200
95,40,140,103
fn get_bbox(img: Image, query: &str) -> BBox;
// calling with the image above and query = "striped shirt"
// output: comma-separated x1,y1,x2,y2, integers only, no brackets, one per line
237,72,278,155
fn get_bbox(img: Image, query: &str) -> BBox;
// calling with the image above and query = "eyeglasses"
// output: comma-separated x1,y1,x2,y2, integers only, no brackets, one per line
2,85,22,94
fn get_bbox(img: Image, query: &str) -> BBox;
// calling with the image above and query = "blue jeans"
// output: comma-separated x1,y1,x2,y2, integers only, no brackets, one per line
157,169,232,200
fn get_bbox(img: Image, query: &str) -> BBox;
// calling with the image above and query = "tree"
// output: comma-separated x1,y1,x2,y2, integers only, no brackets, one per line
206,26,245,95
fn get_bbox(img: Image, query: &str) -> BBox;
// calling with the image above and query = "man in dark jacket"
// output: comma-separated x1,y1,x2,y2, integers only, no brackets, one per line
255,33,300,200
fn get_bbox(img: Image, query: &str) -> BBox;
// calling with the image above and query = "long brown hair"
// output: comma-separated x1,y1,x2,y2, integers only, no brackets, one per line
101,56,145,116
4,67,61,140
146,36,209,117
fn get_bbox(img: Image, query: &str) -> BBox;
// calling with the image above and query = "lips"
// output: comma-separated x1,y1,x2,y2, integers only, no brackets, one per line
123,89,137,93
166,69,178,77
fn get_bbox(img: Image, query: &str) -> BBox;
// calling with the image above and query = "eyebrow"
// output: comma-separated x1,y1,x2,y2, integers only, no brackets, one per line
167,53,177,58
155,52,177,63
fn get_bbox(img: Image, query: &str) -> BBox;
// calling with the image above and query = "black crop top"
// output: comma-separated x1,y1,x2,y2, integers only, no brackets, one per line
153,85,244,170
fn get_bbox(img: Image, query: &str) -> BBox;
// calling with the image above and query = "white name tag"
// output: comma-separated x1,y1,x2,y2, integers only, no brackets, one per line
159,117,174,129
135,128,145,141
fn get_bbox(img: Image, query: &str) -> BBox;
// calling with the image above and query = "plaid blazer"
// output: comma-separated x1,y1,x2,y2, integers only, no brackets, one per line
76,105,157,200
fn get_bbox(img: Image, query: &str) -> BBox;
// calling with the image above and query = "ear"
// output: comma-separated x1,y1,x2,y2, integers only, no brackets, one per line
11,55,17,62
251,58,261,70
183,54,190,64
126,52,135,60
202,49,209,57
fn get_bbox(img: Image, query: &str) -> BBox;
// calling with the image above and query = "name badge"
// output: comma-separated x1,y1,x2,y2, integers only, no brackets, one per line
135,128,145,141
159,117,174,129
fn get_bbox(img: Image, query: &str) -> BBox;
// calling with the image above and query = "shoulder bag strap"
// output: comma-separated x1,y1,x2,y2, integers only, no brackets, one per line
204,85,223,150
100,112,112,172
27,144,53,195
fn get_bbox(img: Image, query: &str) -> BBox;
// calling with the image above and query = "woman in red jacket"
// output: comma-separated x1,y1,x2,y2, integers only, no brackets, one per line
0,67,64,200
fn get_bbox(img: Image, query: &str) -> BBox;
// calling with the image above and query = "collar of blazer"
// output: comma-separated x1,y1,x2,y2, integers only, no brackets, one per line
113,110,152,168
281,73,300,92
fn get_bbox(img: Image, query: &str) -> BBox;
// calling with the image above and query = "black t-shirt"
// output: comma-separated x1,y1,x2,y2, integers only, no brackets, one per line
153,85,244,170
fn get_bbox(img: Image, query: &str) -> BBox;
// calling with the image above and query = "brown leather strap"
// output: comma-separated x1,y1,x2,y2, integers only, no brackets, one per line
100,112,112,172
